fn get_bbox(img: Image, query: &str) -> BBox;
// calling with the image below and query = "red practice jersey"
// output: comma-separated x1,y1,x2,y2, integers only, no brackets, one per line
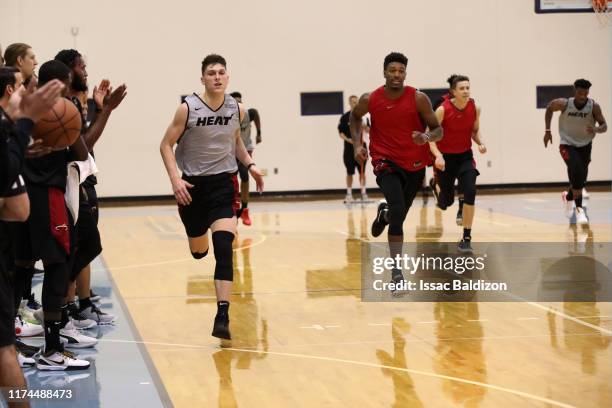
368,86,431,171
436,98,477,154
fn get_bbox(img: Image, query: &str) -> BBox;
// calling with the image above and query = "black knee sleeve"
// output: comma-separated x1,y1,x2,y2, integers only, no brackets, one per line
42,262,69,314
191,250,209,259
213,231,234,281
387,203,407,236
459,171,478,206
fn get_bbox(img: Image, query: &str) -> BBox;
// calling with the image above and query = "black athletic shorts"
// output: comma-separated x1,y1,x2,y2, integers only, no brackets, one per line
237,151,253,182
0,252,14,347
433,150,479,208
10,184,74,263
178,172,240,237
71,186,102,278
559,143,592,190
343,144,366,176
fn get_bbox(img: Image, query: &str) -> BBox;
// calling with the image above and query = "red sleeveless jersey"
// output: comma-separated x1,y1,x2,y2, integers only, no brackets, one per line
368,86,430,171
436,98,477,154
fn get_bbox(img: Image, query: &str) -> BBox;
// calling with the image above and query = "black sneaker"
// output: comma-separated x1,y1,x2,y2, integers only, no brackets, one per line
456,200,464,226
457,238,473,253
390,269,405,297
429,178,442,209
212,313,231,340
371,200,389,237
16,339,41,358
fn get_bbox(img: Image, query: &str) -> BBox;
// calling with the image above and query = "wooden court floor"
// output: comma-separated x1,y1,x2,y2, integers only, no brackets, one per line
98,192,611,407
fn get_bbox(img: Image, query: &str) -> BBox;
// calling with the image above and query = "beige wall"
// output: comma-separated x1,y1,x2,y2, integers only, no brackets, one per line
1,0,610,197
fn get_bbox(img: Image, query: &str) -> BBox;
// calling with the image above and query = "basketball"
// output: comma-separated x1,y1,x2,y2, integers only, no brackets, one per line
32,98,82,148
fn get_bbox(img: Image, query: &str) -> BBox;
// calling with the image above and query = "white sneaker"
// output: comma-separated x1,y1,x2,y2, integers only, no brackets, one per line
561,191,575,218
67,304,97,330
17,351,35,367
79,305,116,325
361,193,369,202
19,300,41,325
582,188,589,199
575,207,589,225
36,349,90,371
60,321,98,348
344,193,353,203
15,316,44,337
33,308,44,324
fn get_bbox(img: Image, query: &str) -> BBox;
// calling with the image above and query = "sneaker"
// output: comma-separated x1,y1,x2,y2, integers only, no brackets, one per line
89,290,101,303
33,308,44,324
343,193,353,204
67,304,97,330
19,300,41,325
456,199,464,226
575,207,589,225
390,269,405,297
371,200,389,237
79,304,116,325
361,193,369,202
15,316,44,337
17,351,35,367
211,313,231,340
240,208,252,226
25,293,42,311
562,191,575,218
429,178,442,209
458,238,473,253
15,339,41,358
60,321,98,348
36,349,90,371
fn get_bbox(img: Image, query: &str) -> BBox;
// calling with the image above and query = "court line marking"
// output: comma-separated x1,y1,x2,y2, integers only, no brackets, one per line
94,338,576,408
525,302,612,335
91,234,267,273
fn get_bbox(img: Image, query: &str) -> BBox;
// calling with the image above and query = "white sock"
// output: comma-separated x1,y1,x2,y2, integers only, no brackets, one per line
361,187,366,195
347,188,352,195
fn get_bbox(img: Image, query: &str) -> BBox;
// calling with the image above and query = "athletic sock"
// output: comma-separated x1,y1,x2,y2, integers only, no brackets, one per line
217,301,229,316
44,320,62,351
346,188,352,195
566,189,574,200
241,201,248,209
463,228,472,240
79,297,93,311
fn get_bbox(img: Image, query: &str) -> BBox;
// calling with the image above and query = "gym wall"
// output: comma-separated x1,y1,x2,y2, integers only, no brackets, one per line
1,0,610,197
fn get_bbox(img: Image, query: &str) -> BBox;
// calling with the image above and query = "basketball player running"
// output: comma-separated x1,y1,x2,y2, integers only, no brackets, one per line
428,75,485,252
544,79,607,225
339,95,367,202
160,54,264,339
229,91,261,226
351,52,442,284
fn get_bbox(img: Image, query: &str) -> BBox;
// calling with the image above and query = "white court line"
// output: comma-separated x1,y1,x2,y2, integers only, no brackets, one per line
526,302,612,336
334,229,370,242
95,338,575,407
92,234,267,273
517,317,540,321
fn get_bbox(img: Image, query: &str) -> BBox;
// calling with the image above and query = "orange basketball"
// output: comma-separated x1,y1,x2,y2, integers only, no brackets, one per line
32,98,82,148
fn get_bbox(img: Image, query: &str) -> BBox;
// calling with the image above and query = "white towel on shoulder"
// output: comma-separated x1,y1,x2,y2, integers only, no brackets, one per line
65,154,98,224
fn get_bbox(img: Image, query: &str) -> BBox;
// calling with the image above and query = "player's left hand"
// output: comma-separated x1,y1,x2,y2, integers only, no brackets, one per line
478,144,487,154
249,165,264,193
103,84,128,112
412,131,429,145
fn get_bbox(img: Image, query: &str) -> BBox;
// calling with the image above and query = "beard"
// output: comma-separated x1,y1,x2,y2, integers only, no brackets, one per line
71,73,88,92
